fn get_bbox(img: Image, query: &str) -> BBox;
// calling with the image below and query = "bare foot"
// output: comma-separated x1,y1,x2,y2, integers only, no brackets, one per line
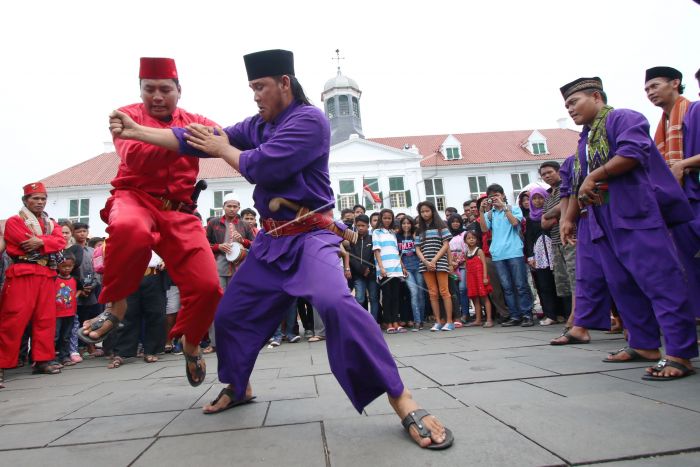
388,389,448,448
645,356,694,378
202,383,254,414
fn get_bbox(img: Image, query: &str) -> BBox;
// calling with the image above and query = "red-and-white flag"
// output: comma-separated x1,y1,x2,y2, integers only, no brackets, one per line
363,183,381,206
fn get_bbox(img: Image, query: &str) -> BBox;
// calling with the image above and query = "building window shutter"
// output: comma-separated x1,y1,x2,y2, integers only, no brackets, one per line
353,193,359,206
404,190,412,207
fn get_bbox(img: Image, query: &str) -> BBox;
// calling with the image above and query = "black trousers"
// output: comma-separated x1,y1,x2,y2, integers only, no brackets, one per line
55,316,74,362
113,274,166,357
380,277,402,324
533,268,570,320
297,298,314,332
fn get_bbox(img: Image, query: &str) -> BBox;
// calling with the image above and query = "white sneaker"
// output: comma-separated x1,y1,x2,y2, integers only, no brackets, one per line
539,318,556,326
430,323,443,332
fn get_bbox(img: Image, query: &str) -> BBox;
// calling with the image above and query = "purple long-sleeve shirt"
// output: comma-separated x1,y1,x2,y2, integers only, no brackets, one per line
683,101,700,203
574,109,692,230
559,154,575,198
172,101,333,220
172,101,336,266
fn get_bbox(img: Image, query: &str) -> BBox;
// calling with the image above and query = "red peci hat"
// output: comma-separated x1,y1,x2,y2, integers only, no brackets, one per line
139,57,178,79
23,182,47,196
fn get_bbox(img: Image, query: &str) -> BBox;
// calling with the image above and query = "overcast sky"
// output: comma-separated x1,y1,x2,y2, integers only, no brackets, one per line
1,0,698,219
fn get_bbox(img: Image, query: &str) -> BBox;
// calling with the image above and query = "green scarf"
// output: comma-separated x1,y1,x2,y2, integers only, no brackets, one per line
573,105,613,195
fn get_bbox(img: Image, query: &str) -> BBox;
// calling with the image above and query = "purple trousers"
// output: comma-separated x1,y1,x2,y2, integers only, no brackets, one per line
581,205,698,358
670,201,700,319
214,231,405,412
573,215,613,330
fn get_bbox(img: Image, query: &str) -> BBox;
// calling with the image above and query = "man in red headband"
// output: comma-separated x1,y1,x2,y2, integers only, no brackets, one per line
78,58,222,386
0,183,66,388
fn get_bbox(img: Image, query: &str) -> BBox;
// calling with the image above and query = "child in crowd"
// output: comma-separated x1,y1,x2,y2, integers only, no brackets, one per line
397,216,426,331
373,209,407,333
369,212,381,231
465,231,493,327
447,214,468,327
415,201,454,331
55,256,83,367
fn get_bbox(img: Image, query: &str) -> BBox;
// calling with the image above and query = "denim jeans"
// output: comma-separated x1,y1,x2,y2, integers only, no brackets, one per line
353,276,380,321
493,257,533,320
404,268,425,323
456,267,469,318
273,300,299,340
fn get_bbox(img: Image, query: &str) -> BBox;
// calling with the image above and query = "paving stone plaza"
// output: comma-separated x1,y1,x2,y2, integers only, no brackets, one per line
1,325,699,466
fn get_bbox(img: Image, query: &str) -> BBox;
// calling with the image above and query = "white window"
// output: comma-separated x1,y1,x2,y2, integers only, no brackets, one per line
467,176,488,200
210,190,232,218
339,95,350,116
444,147,461,160
352,97,360,118
532,142,547,155
425,178,446,212
511,173,530,201
69,198,90,224
338,179,358,210
326,98,336,119
389,176,411,208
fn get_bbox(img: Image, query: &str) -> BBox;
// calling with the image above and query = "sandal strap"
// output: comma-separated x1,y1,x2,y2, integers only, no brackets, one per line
89,311,121,331
651,358,688,372
402,409,432,438
211,387,236,405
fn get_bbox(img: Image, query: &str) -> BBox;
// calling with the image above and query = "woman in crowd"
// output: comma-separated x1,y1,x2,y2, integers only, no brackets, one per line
416,201,454,331
525,187,568,325
397,216,426,331
373,209,407,333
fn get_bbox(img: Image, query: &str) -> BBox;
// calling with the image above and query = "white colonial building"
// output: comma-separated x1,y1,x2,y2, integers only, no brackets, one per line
41,69,579,236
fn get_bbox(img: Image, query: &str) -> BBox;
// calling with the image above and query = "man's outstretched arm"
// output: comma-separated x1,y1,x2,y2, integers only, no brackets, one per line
109,110,180,152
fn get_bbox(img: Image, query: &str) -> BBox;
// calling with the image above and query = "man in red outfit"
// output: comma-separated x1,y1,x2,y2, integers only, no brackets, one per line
79,57,222,386
0,182,66,387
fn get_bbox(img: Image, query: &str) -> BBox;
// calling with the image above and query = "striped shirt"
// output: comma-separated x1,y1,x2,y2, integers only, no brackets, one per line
372,228,403,279
416,227,452,273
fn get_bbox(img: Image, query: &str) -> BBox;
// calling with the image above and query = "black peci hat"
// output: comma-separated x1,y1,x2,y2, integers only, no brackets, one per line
560,77,603,100
645,66,682,83
243,49,295,81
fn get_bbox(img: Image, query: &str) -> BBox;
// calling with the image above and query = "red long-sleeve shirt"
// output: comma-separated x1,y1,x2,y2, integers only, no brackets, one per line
111,103,218,203
3,215,66,277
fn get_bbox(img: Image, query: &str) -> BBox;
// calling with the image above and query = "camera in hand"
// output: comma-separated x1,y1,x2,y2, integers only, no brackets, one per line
83,273,98,289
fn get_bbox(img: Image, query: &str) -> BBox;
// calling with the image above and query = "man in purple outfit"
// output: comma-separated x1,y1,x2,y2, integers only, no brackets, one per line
109,49,453,449
557,77,697,380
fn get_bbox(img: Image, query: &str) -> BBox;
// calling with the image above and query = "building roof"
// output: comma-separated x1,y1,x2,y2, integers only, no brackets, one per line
41,128,580,188
41,152,241,188
368,128,580,167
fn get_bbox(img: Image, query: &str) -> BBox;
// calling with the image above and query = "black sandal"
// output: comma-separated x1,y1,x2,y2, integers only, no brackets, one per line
602,347,659,363
184,351,206,387
32,362,61,375
642,359,696,381
550,331,590,346
203,387,257,415
79,311,122,345
401,409,454,450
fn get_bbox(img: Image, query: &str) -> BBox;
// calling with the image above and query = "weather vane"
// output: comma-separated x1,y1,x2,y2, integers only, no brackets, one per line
333,49,345,73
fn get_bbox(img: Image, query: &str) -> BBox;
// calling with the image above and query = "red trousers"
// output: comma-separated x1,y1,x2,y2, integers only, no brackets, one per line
99,189,222,344
0,267,56,367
